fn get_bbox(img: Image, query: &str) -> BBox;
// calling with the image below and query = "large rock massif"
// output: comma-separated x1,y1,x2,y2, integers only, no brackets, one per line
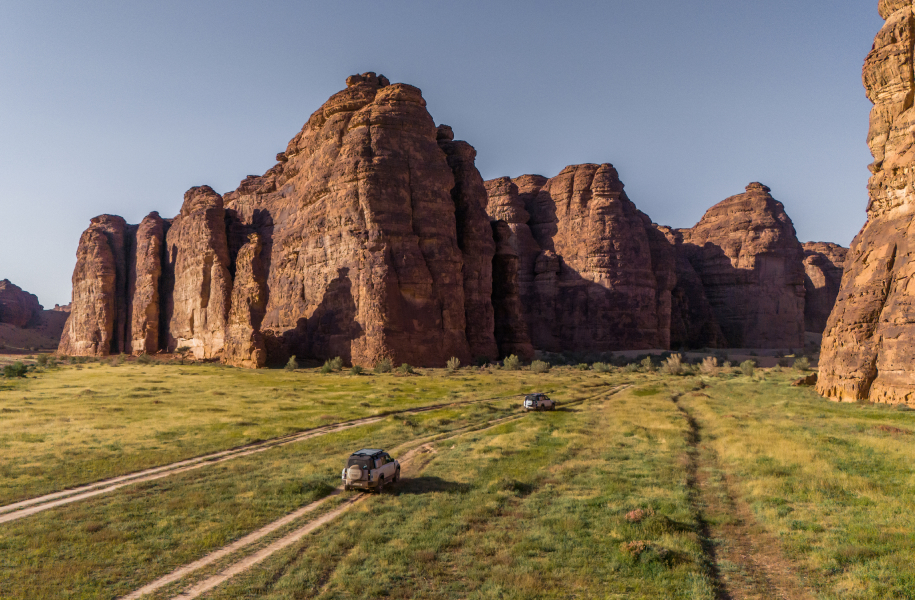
802,242,847,335
818,1,915,404
60,72,848,367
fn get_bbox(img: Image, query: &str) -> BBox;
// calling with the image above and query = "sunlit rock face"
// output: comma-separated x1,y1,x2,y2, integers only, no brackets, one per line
802,242,847,335
819,1,915,404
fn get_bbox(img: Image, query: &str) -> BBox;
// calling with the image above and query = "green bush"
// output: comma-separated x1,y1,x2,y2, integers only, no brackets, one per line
577,363,590,371
330,356,344,370
176,346,191,354
503,354,521,371
531,360,551,374
640,356,656,373
350,365,364,376
740,360,756,377
794,356,810,371
446,357,461,373
36,354,51,367
2,362,27,378
661,354,683,376
137,353,153,365
624,363,640,373
285,355,299,371
397,363,414,375
320,360,334,374
593,362,611,373
374,358,393,374
777,356,792,368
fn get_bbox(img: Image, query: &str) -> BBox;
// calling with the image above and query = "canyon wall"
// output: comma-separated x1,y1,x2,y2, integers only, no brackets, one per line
818,1,915,404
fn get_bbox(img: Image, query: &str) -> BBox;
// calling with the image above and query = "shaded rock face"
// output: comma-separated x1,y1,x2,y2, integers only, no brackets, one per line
484,164,675,354
162,186,233,359
818,2,915,404
678,183,806,349
802,242,847,334
0,280,41,328
61,73,497,367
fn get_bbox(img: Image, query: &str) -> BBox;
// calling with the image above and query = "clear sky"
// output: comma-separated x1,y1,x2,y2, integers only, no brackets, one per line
0,0,884,306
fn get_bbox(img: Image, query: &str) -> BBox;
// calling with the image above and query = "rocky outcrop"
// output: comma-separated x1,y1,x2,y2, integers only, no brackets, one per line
484,164,675,354
818,2,915,404
128,212,167,354
802,242,847,334
678,183,806,349
162,186,232,359
0,280,41,328
59,215,127,356
223,233,267,368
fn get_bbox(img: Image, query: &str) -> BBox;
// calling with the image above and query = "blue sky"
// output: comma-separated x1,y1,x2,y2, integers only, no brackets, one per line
0,0,884,305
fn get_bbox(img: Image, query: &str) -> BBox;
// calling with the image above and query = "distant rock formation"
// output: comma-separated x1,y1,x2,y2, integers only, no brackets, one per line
819,1,915,404
802,242,847,334
484,164,676,354
0,280,41,328
0,280,69,351
677,183,807,349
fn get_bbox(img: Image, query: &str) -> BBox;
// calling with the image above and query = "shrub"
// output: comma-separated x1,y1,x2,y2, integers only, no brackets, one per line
640,356,656,373
661,354,683,376
699,356,719,376
723,361,732,369
176,346,191,354
577,363,590,371
474,356,490,367
350,365,364,376
36,354,51,367
320,360,334,374
285,355,299,371
117,353,127,364
2,362,27,378
777,356,792,368
446,357,461,373
374,358,393,373
503,354,521,371
740,360,756,376
330,356,344,370
624,363,640,373
531,360,550,374
137,353,153,365
794,356,810,371
593,362,611,373
397,363,414,375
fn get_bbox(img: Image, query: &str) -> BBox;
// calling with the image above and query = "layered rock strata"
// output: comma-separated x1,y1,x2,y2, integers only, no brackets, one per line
818,1,915,404
677,183,806,349
484,164,676,353
802,242,847,334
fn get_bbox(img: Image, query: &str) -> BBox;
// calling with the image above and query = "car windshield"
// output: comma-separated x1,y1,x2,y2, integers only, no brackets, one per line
346,457,373,469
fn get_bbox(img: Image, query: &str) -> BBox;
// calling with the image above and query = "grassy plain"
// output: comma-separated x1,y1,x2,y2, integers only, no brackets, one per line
3,360,915,599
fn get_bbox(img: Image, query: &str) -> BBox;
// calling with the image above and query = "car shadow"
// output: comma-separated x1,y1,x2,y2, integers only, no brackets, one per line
392,476,471,495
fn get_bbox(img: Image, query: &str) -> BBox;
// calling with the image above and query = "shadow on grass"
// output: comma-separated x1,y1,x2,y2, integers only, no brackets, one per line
393,476,472,495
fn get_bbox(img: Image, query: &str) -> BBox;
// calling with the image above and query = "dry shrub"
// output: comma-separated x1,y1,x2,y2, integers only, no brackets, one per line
662,354,683,376
699,356,718,376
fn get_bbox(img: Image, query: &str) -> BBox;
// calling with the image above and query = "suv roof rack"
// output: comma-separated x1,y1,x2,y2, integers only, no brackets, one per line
351,448,385,457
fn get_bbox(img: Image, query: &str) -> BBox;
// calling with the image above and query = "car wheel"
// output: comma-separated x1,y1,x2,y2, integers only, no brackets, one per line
344,484,350,491
393,468,400,483
377,476,385,493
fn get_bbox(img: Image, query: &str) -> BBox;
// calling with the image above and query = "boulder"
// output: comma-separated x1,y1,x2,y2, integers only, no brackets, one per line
792,372,818,387
679,183,806,349
819,2,915,404
0,280,41,328
802,242,847,334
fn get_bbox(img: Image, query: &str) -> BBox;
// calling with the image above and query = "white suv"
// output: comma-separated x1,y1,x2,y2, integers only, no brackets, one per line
523,393,555,411
342,449,401,492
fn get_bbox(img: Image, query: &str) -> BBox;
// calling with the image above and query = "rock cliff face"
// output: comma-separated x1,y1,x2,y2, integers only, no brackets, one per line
818,2,915,404
61,73,498,367
484,164,675,354
0,280,41,328
802,242,847,334
678,183,806,349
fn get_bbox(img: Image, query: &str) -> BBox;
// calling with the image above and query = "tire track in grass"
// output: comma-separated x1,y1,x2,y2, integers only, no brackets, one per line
119,385,629,600
0,390,560,524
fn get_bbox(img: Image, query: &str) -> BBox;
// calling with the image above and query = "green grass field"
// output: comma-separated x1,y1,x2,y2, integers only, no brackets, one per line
2,359,915,599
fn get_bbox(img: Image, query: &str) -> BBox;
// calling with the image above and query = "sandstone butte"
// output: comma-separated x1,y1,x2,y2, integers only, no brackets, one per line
0,279,69,349
818,0,915,404
59,72,848,368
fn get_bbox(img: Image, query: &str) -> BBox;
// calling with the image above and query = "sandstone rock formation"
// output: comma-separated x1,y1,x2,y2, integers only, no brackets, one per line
128,212,167,354
223,233,267,368
484,164,675,354
802,242,847,334
0,280,41,328
818,1,915,404
677,183,806,349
